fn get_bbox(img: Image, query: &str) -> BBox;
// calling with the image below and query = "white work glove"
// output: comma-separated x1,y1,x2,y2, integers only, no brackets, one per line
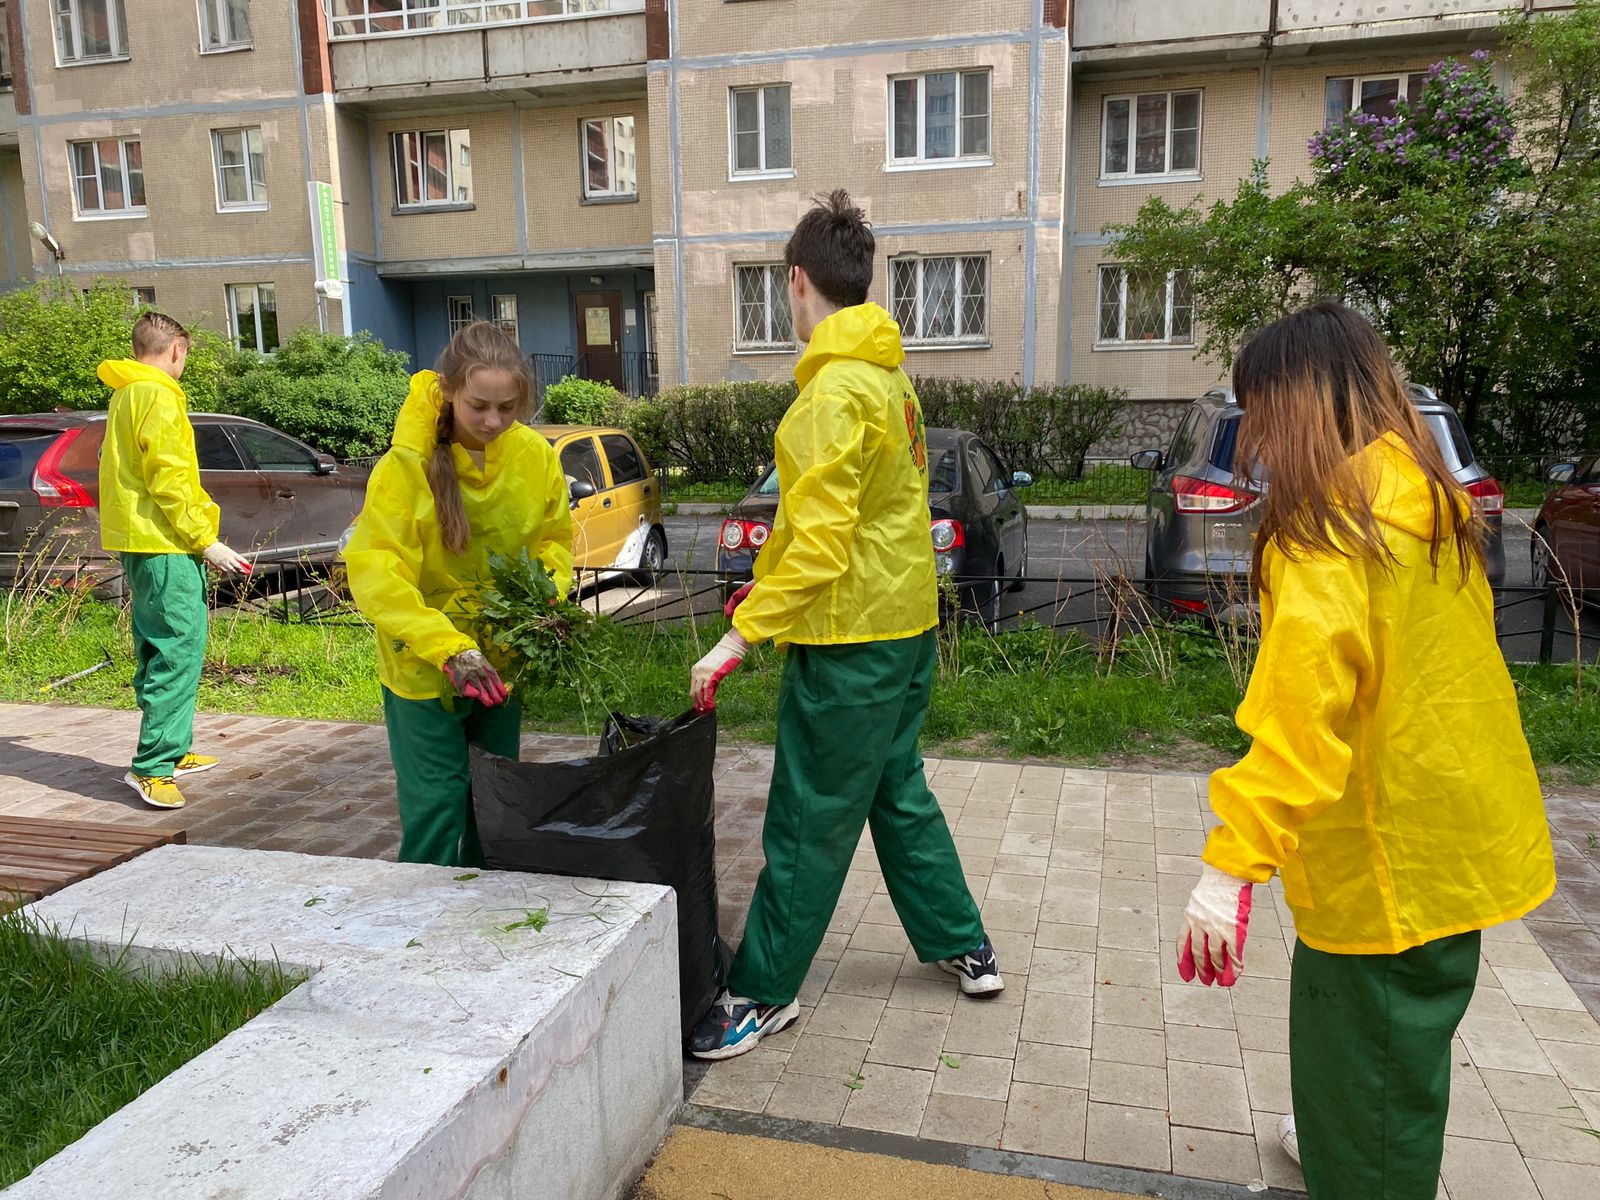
202,542,252,574
691,630,749,712
1176,863,1254,988
443,649,508,707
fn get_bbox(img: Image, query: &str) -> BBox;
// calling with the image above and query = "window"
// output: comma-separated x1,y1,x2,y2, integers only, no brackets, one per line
733,264,794,350
447,296,473,335
199,0,250,51
213,127,267,209
54,0,128,64
236,425,317,472
560,437,603,492
491,295,518,339
1101,90,1201,179
729,85,792,176
890,255,989,346
967,444,997,495
582,116,637,199
133,286,156,308
890,70,990,166
1,8,13,90
194,425,246,471
228,283,279,353
600,435,645,486
1324,73,1426,128
70,139,145,217
1096,266,1194,346
392,129,473,208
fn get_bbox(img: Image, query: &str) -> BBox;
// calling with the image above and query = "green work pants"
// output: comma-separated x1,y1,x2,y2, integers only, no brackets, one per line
381,687,522,868
729,630,985,1006
1290,930,1482,1200
124,552,208,778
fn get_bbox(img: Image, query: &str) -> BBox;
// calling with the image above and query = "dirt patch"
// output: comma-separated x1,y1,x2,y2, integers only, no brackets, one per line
929,734,1234,778
201,664,294,687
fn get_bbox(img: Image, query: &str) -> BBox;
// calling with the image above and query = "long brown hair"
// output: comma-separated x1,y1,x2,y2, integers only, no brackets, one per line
1233,302,1484,590
428,320,533,555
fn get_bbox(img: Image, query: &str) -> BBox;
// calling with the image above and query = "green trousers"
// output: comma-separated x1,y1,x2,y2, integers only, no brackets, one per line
729,630,986,1006
1290,930,1482,1200
124,552,208,778
382,687,522,868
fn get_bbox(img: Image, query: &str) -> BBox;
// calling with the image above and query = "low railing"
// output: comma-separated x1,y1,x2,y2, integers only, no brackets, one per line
327,0,644,40
577,350,659,398
530,353,577,406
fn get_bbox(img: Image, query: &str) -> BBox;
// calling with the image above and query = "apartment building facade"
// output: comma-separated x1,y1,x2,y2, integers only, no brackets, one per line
0,2,1581,419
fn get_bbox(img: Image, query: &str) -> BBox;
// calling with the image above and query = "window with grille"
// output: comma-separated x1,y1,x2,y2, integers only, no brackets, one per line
1324,73,1427,128
447,296,474,335
582,116,638,199
491,295,518,340
228,284,279,353
890,256,989,346
729,85,792,176
70,139,145,216
1101,90,1201,179
213,127,267,209
392,129,473,208
54,0,127,64
199,0,251,51
733,265,794,350
890,70,991,166
1096,267,1194,346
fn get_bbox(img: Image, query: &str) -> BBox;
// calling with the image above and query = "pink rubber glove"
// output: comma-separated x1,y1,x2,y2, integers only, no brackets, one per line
691,630,749,711
443,649,508,707
1177,864,1254,987
724,581,755,618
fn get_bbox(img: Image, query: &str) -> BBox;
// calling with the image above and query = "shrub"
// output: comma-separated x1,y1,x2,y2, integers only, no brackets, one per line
540,375,623,426
915,378,1127,478
0,280,230,415
218,330,411,459
616,381,797,483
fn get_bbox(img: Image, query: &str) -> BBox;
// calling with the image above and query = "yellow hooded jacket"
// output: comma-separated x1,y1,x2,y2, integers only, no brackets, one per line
732,303,938,648
97,360,220,555
1203,434,1555,955
344,371,575,701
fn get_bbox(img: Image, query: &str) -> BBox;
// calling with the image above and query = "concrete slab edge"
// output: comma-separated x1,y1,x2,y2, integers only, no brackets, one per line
677,1104,1306,1200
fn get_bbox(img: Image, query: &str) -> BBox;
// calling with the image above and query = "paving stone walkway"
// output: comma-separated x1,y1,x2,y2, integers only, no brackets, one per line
3,703,1598,1199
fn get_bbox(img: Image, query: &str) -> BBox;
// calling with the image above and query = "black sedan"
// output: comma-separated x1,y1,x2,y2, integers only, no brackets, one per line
715,427,1032,625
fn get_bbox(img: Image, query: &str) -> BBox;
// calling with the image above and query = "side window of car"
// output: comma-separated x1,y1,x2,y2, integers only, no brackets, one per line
600,435,645,487
982,447,1010,494
560,438,604,492
1168,407,1203,468
194,425,247,471
967,444,997,495
1576,455,1600,486
236,426,319,472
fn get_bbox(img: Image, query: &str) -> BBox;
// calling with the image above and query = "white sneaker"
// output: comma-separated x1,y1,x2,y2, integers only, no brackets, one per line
1277,1114,1301,1165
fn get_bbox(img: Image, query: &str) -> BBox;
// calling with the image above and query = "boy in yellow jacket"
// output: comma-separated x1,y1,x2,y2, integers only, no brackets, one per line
686,191,999,1060
99,312,250,810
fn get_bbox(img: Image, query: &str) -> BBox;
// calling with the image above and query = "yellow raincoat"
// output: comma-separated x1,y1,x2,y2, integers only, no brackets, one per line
1203,434,1555,955
344,371,574,701
732,303,938,648
97,360,220,554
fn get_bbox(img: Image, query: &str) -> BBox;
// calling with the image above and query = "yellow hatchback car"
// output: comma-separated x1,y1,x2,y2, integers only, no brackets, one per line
535,425,668,578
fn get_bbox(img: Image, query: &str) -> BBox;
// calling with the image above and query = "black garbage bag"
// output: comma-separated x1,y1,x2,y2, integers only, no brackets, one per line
469,708,732,1041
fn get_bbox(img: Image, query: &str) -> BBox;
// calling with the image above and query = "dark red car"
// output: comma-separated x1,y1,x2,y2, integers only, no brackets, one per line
0,412,370,592
1533,456,1600,592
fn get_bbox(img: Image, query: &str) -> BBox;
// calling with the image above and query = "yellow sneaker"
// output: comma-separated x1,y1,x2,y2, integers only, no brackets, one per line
174,753,219,777
122,772,187,810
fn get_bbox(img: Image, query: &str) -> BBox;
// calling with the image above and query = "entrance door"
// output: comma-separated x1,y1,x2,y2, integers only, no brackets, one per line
575,291,624,391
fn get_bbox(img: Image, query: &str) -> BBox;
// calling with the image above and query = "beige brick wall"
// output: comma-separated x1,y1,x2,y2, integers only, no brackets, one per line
1067,254,1223,400
524,99,653,252
335,108,376,260
677,0,1036,60
0,148,32,288
371,109,517,263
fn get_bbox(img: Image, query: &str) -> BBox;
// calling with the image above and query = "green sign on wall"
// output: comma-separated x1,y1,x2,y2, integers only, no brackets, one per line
309,181,342,284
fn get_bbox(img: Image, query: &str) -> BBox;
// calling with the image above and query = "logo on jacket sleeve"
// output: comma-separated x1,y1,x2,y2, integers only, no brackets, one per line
904,398,927,472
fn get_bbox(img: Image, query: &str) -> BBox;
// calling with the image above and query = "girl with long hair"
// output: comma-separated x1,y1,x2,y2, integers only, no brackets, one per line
345,321,573,867
1173,303,1554,1198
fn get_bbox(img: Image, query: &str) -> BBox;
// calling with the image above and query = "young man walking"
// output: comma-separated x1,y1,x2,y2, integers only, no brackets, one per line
688,190,1001,1060
99,312,251,810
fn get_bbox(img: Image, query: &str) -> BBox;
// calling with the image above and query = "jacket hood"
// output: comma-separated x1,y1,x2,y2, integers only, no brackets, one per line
1358,432,1470,542
392,370,446,457
794,303,905,389
98,359,186,403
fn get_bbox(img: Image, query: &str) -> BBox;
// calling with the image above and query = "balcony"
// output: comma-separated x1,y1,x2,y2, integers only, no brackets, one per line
328,1,648,107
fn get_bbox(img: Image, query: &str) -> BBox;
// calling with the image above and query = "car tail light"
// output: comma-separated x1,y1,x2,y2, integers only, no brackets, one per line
33,429,94,508
1173,476,1255,514
1171,597,1208,614
719,519,771,552
930,519,965,551
1466,478,1504,515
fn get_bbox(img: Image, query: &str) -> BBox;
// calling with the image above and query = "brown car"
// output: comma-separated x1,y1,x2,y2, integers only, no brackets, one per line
0,412,371,591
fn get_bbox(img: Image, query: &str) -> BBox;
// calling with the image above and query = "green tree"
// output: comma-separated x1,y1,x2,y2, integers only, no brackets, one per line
1106,3,1600,452
0,280,230,414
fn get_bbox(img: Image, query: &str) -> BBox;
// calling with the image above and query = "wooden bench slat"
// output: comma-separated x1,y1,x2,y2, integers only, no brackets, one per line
0,816,184,844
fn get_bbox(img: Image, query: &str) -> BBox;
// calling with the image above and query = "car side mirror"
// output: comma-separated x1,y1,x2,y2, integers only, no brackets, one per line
1130,449,1163,471
1547,462,1576,486
315,454,337,476
1011,471,1034,490
569,480,597,508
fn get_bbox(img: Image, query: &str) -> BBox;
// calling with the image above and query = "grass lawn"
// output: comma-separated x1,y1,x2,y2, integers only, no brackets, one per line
0,909,302,1188
6,595,1600,785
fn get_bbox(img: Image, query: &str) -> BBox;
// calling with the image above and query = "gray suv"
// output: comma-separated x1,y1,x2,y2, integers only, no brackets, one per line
1132,385,1505,618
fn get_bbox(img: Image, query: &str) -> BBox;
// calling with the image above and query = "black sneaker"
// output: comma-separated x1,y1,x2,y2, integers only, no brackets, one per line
689,990,800,1060
939,936,1005,996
